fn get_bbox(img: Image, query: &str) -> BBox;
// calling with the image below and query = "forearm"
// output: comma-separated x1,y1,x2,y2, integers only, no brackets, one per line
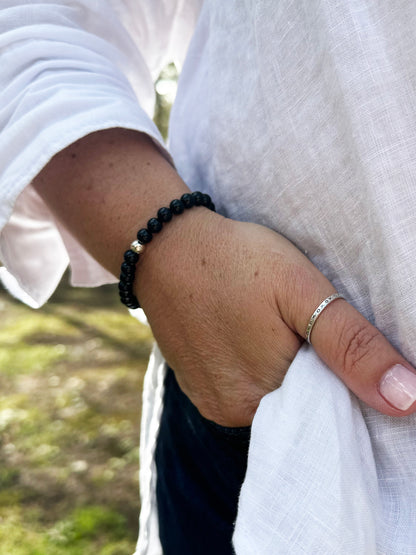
32,128,192,278
32,126,416,424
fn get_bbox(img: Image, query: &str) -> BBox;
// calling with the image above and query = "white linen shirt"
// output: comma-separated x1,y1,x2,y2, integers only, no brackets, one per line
2,2,416,554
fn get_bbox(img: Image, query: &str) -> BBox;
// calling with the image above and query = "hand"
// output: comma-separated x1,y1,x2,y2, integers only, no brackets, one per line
32,129,416,427
137,208,416,426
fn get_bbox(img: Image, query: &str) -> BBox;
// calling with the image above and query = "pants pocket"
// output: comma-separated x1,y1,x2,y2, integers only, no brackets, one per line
155,366,250,555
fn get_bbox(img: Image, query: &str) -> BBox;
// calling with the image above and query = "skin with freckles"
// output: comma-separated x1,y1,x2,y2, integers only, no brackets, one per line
33,128,416,426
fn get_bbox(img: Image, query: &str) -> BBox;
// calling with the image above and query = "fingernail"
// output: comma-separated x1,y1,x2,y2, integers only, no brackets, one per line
379,364,416,411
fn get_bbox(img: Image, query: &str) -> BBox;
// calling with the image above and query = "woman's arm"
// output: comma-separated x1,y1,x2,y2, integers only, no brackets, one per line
33,128,416,425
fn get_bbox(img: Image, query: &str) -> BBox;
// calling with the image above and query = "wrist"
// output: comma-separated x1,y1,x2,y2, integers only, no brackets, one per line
133,205,224,310
119,192,219,309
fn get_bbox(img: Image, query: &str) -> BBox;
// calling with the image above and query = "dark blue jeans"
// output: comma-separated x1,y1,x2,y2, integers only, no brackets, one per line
155,367,251,554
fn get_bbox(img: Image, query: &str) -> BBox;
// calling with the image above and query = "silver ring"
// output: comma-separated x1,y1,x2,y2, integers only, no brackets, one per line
305,293,345,344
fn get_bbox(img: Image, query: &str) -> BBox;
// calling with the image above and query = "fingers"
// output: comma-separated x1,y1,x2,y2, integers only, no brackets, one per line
277,251,416,417
303,298,416,416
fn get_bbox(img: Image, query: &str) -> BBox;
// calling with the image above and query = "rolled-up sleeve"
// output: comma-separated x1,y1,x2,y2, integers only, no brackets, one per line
0,0,200,306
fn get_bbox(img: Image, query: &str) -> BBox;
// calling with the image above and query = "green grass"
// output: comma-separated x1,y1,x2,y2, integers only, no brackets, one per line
0,277,153,554
0,505,134,555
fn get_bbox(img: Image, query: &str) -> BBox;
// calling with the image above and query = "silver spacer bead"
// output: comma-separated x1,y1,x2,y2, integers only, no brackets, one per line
130,240,145,254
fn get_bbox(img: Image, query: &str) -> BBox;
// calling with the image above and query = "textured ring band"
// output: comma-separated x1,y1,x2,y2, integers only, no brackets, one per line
305,293,345,344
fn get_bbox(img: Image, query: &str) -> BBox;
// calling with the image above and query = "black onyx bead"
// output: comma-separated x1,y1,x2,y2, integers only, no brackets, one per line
119,291,133,302
123,249,139,264
170,199,185,215
118,281,131,291
180,193,194,209
120,293,140,309
191,191,204,206
126,299,140,309
209,202,216,212
121,261,135,276
119,292,133,303
119,289,131,299
157,207,173,223
147,217,163,233
137,228,152,244
202,193,212,207
120,271,134,284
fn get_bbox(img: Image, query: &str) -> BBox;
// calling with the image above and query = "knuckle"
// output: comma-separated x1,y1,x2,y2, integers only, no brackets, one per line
277,263,318,329
340,322,381,378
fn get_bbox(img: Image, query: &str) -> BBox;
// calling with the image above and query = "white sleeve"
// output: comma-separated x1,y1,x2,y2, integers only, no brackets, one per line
0,0,201,307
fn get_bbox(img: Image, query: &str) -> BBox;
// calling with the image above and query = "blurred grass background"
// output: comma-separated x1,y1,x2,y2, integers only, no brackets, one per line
0,65,177,555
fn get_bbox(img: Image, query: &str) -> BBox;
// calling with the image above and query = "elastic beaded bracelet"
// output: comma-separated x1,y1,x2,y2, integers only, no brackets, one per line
118,191,216,309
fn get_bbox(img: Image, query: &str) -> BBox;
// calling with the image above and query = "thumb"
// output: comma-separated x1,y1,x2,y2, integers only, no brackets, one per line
297,294,416,416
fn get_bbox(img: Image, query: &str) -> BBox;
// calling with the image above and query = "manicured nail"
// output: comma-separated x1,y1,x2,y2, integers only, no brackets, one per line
379,364,416,411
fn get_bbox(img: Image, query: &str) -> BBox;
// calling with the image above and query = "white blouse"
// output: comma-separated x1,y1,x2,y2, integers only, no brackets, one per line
2,2,416,553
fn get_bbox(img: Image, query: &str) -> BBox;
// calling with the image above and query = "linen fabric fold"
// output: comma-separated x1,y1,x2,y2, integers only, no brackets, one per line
234,345,416,554
0,0,200,305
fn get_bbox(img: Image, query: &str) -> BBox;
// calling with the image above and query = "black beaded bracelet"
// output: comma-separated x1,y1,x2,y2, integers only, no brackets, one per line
118,191,216,309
